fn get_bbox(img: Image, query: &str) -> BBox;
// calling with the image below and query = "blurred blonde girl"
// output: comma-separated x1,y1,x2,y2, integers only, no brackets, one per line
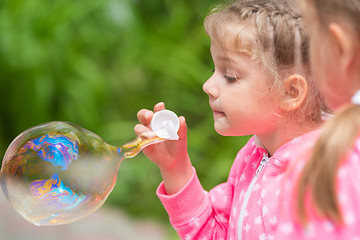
276,0,360,239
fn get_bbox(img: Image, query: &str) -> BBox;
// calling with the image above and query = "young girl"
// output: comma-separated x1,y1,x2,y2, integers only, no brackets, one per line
275,0,360,238
135,0,328,239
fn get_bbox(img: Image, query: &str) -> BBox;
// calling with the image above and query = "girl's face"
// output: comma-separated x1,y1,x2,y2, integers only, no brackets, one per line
304,3,353,109
203,41,282,137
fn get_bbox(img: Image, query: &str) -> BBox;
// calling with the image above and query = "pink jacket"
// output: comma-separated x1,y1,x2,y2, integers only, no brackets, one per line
275,136,360,239
157,130,319,240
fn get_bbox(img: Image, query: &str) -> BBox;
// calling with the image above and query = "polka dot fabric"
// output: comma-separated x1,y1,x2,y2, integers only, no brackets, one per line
157,130,320,239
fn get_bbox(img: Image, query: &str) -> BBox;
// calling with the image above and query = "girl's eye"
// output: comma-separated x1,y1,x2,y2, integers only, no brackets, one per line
224,75,237,83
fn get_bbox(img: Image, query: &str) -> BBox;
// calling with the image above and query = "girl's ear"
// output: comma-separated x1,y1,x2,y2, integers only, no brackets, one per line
280,74,308,111
328,23,355,70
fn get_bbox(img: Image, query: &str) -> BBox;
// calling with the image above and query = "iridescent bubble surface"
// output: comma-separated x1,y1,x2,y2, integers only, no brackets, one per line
0,110,178,226
0,122,125,225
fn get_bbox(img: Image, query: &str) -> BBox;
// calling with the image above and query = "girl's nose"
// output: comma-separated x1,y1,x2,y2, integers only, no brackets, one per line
203,75,219,98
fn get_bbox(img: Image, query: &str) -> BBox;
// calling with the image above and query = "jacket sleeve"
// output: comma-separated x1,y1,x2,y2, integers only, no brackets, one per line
157,167,235,239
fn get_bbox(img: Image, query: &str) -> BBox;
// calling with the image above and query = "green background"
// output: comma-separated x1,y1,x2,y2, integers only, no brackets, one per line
0,0,250,237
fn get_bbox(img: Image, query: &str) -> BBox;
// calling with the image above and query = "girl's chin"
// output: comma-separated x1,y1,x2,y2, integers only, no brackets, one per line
214,123,250,136
214,124,232,136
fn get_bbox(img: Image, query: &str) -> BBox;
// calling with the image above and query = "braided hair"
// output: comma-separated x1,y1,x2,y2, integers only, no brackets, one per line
204,0,329,125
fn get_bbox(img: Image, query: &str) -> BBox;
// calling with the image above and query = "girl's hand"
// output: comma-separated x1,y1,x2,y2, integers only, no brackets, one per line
134,102,193,195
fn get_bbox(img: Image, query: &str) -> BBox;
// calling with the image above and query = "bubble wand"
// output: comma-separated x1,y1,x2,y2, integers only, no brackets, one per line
0,110,179,226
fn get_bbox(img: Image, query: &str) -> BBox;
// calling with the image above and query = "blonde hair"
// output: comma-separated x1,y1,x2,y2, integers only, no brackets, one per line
204,0,329,124
297,0,360,225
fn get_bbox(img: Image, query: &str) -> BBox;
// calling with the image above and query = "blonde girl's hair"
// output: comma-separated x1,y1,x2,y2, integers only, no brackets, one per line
204,0,329,124
297,0,360,225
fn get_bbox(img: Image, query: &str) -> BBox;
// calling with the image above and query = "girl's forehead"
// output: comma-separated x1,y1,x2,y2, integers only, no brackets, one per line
211,22,259,57
210,40,263,71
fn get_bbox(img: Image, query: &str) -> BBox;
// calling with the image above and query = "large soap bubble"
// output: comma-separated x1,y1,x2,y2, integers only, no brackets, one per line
0,110,179,226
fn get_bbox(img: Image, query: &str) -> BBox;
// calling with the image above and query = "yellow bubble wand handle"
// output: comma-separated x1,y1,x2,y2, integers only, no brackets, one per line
121,132,165,158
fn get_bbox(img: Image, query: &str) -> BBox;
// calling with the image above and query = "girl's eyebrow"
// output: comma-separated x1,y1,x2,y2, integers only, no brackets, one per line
219,52,248,63
213,55,229,62
217,56,236,65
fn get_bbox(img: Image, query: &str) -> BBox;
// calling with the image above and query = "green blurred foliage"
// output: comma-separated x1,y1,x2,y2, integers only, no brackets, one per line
0,0,250,227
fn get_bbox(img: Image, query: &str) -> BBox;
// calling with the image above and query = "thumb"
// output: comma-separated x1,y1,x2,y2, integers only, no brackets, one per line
177,116,187,140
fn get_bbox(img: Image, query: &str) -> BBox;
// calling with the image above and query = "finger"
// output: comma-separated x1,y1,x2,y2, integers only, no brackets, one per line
177,116,188,140
154,102,165,112
134,124,152,136
137,109,153,126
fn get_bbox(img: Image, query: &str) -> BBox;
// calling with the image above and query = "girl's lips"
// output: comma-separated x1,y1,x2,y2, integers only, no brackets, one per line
209,103,225,117
213,111,226,118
